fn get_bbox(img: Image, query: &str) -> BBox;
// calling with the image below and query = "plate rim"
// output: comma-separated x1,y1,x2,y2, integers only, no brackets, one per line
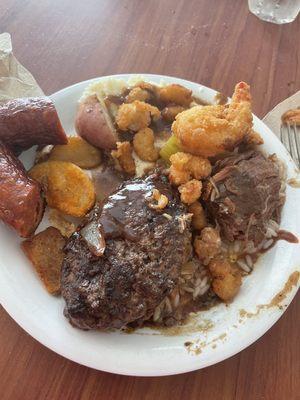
0,73,299,376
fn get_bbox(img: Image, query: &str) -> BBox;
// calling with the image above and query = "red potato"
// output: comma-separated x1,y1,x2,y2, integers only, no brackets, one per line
75,95,118,150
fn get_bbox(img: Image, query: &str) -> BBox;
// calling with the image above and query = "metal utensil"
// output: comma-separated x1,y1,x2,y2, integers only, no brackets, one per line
280,124,300,167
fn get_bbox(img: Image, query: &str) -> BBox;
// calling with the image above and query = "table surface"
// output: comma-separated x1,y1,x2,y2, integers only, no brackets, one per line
0,0,299,399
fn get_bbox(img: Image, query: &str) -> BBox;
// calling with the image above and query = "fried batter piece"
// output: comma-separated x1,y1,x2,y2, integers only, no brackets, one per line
281,108,300,125
169,151,212,185
162,105,186,122
194,227,221,265
158,84,192,106
116,100,160,132
111,141,136,175
208,258,242,302
172,82,253,157
244,129,264,145
147,188,169,210
133,128,159,162
178,179,202,204
188,201,207,230
125,87,151,103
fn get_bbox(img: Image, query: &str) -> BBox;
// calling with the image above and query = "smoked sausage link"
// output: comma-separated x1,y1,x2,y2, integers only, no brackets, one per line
0,97,67,153
0,141,45,237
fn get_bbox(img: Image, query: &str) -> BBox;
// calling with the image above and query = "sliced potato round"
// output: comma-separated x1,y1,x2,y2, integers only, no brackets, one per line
29,161,95,217
29,161,52,185
49,136,102,169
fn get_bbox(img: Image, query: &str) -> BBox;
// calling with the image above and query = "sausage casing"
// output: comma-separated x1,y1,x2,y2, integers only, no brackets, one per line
0,97,67,153
0,141,44,237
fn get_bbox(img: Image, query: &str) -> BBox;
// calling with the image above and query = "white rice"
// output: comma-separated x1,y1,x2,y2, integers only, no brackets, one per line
153,306,162,322
245,255,253,268
173,293,180,308
237,259,251,273
152,259,211,323
267,219,280,231
266,226,278,238
165,297,172,314
244,240,257,254
210,189,216,202
233,240,241,253
262,238,274,249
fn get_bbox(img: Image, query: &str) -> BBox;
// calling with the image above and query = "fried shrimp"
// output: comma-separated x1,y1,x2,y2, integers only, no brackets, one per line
172,82,253,157
111,141,136,175
178,179,202,204
133,128,159,162
116,100,160,132
208,258,242,302
169,152,212,185
194,227,221,265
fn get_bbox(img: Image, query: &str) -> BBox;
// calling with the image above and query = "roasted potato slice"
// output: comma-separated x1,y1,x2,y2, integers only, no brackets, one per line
29,161,96,217
49,136,102,169
28,160,52,186
21,227,66,295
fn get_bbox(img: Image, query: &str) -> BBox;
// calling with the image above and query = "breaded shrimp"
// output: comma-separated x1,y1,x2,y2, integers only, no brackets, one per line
194,227,221,265
172,82,253,157
208,258,242,302
116,101,160,132
169,152,212,185
133,128,159,162
178,179,202,204
111,141,136,175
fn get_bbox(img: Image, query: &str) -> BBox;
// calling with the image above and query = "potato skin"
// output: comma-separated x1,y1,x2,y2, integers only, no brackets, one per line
75,95,118,150
22,227,66,295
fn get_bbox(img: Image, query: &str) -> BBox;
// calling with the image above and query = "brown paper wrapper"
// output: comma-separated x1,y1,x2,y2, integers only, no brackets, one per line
0,32,44,102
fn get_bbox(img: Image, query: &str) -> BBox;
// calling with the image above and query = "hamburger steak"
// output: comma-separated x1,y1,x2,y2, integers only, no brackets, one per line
61,173,192,330
206,150,283,246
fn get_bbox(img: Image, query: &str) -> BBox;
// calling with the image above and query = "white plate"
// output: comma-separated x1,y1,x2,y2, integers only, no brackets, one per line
0,74,299,376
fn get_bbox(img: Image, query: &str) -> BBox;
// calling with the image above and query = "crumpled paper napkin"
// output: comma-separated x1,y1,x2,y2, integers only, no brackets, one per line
0,32,44,102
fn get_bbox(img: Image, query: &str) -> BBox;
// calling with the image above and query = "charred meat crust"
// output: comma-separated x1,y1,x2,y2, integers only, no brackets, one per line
61,173,192,330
